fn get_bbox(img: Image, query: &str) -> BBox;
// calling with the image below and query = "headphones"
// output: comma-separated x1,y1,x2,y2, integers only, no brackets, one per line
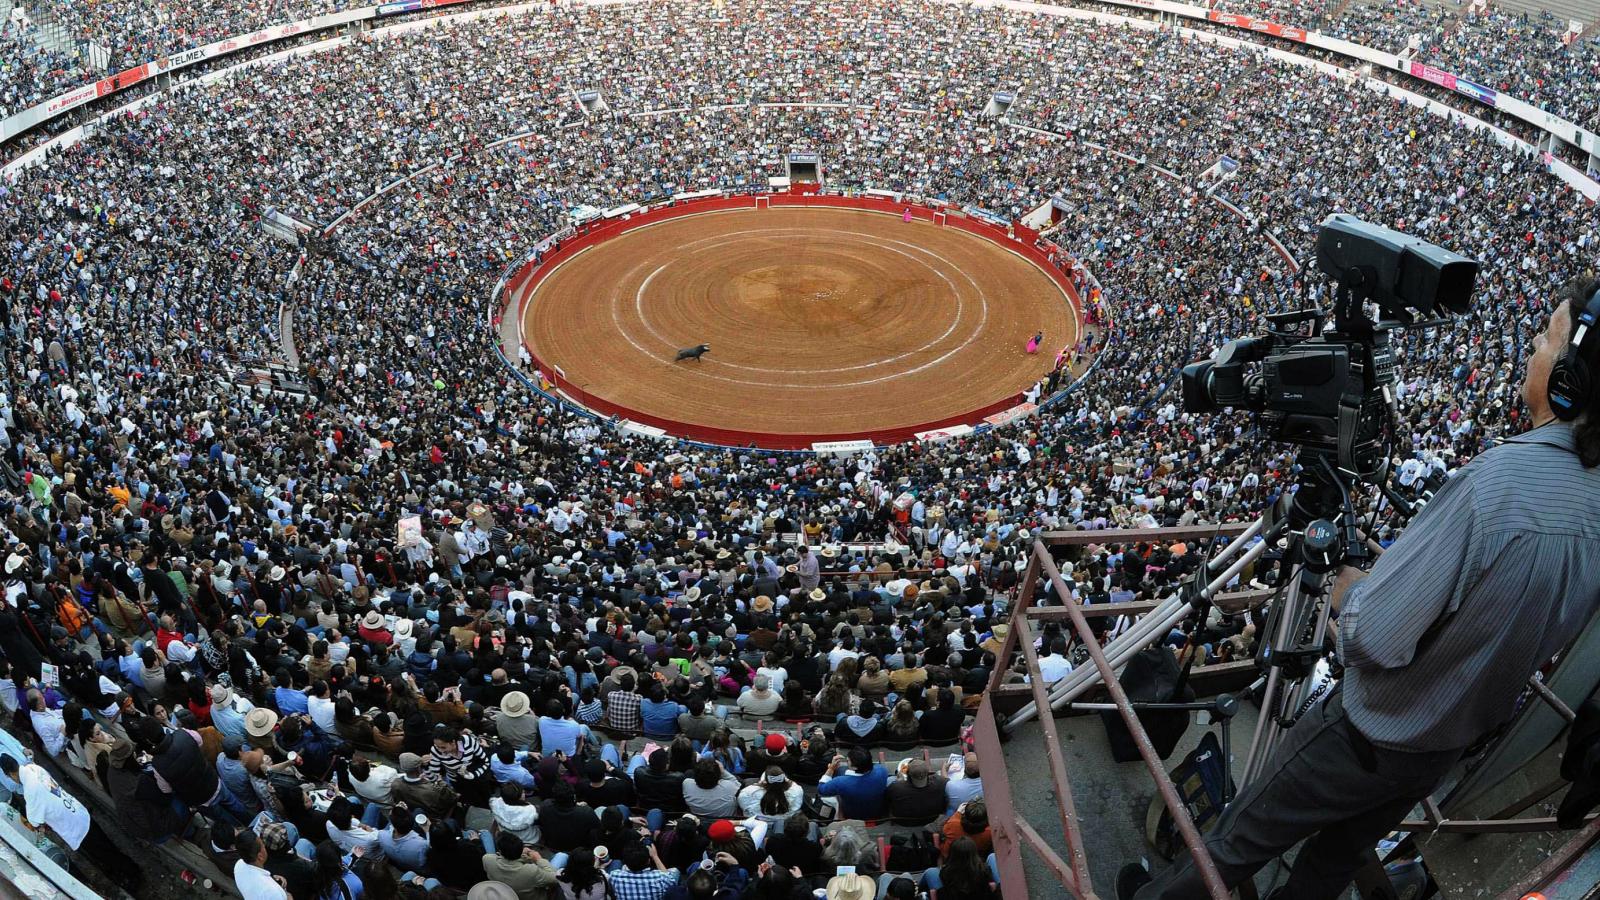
1547,282,1600,422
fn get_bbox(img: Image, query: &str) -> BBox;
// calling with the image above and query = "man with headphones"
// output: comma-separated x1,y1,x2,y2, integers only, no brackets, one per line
1122,277,1600,899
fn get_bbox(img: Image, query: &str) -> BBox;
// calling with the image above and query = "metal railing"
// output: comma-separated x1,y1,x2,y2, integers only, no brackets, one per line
981,528,1600,899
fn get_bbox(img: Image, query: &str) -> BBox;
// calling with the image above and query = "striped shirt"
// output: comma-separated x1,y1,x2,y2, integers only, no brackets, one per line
427,732,491,784
1339,423,1600,751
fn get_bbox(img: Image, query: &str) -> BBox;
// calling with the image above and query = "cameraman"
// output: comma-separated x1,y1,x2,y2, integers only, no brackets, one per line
1121,277,1600,900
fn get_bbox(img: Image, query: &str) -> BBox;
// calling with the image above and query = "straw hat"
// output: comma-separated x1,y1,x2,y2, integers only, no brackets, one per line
210,684,234,707
808,588,825,602
394,618,415,639
501,692,531,718
826,873,875,900
245,708,279,738
466,883,519,900
362,611,386,631
685,586,701,602
752,595,774,613
268,565,286,581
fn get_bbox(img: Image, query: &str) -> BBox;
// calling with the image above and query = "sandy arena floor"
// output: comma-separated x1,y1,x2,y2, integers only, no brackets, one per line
521,206,1079,439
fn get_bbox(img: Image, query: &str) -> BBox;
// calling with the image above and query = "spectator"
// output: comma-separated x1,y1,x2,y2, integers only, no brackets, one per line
683,758,741,818
537,782,600,854
481,831,558,900
818,747,890,820
737,766,804,825
607,844,679,900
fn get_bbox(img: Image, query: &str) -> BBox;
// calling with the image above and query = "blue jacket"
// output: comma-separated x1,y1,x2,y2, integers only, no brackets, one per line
818,765,890,820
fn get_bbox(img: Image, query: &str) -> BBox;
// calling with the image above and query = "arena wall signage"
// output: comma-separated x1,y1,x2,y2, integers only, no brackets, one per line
1,5,411,144
1077,0,1599,158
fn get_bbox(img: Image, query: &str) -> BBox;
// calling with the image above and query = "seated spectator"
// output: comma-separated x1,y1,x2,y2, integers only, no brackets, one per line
259,823,318,900
633,748,688,814
537,782,599,853
639,681,685,738
737,675,782,718
481,831,558,900
832,699,884,747
577,757,635,808
881,701,920,745
378,810,431,873
497,691,539,750
677,698,719,743
683,758,741,818
234,829,287,900
491,782,541,845
765,812,823,875
279,714,335,782
28,688,66,757
424,820,487,891
944,753,982,813
211,683,256,746
604,674,642,734
558,847,608,900
491,743,538,790
857,657,889,701
737,766,804,825
929,835,997,900
700,729,745,776
918,688,964,744
607,844,679,900
941,800,992,859
538,698,588,756
885,759,947,824
706,818,762,872
392,753,458,820
349,757,401,810
818,747,889,821
324,795,384,858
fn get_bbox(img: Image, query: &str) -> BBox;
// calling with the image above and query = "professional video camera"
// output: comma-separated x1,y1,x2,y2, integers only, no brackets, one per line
1181,214,1480,481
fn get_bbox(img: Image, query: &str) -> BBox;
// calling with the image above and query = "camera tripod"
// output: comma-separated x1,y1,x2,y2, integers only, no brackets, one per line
1006,451,1373,790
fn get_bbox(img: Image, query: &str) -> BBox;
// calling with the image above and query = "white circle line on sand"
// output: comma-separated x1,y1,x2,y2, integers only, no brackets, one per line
603,225,991,388
626,227,972,375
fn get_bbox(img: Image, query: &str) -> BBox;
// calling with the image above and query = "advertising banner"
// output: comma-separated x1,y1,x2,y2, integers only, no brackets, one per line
1453,77,1497,107
984,403,1037,428
1206,11,1305,42
1406,61,1458,91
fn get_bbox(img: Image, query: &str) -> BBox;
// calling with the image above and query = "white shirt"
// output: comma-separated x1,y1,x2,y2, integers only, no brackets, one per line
1034,653,1074,684
30,707,67,757
353,764,401,808
20,763,89,850
827,647,860,671
307,695,338,735
326,818,383,856
234,859,288,900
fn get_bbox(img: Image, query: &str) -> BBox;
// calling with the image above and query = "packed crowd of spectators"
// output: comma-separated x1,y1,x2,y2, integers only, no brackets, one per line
1210,0,1600,128
0,9,87,118
0,1,1596,898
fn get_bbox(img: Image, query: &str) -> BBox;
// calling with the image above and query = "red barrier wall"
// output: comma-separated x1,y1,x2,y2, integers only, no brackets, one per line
510,191,1083,450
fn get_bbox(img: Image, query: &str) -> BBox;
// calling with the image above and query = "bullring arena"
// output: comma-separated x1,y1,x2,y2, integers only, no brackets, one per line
516,198,1082,446
4,0,1600,898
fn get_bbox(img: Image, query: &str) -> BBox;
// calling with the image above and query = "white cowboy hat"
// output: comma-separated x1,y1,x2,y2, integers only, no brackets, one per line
501,691,531,718
245,708,279,738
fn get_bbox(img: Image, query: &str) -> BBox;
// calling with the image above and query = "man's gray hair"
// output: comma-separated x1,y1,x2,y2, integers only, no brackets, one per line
754,675,771,691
